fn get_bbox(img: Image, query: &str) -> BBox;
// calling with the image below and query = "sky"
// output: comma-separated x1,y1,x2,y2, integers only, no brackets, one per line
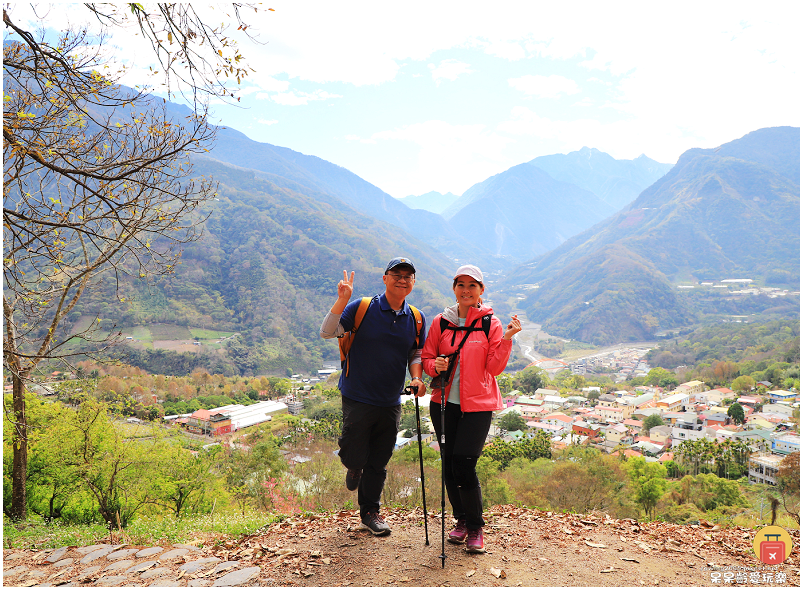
9,2,800,200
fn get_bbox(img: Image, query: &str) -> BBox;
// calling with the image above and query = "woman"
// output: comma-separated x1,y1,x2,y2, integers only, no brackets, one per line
421,264,522,553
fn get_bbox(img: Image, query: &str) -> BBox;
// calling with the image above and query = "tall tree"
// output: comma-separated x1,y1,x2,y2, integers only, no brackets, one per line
642,413,665,435
2,4,258,521
512,365,549,394
626,456,667,519
727,403,746,426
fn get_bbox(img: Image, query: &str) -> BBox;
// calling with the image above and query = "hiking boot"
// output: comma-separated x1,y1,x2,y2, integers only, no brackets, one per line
345,468,362,491
448,519,468,544
465,527,485,553
361,512,391,536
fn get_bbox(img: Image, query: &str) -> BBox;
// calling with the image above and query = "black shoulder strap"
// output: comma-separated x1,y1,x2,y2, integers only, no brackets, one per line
440,313,493,346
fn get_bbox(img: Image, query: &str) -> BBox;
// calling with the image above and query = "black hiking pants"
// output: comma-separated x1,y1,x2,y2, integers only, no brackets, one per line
338,396,401,517
430,401,492,530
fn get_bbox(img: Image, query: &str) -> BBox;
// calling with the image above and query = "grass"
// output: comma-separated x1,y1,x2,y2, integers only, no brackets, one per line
130,325,153,343
149,324,193,341
2,511,279,550
190,328,235,341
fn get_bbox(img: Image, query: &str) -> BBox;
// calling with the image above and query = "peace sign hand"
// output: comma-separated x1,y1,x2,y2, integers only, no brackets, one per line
337,270,355,302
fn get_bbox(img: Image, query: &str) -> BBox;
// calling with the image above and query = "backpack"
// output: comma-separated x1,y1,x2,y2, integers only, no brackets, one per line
338,296,424,377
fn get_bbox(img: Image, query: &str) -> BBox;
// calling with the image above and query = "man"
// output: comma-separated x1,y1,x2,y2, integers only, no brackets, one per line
320,257,427,535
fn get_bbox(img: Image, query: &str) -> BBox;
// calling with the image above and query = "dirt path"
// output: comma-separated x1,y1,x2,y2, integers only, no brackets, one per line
206,506,800,587
5,507,798,587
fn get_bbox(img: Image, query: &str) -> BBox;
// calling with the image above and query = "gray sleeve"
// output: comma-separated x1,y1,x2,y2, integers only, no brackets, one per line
408,347,422,367
320,311,345,339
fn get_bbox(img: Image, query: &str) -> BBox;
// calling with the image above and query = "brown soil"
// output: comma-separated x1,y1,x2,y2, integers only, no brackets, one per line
200,506,800,587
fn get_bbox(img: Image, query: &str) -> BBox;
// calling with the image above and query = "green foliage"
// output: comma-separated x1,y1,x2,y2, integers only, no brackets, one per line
303,398,343,423
497,411,528,432
4,395,187,527
512,366,549,394
647,319,800,373
520,245,694,346
727,403,746,425
626,457,667,519
672,438,751,479
483,430,551,470
399,411,430,436
393,442,439,465
667,473,746,512
496,373,513,394
642,414,665,435
64,157,453,376
501,457,554,508
475,456,512,508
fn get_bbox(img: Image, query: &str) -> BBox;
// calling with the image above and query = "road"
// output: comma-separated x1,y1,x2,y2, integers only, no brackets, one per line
513,311,656,369
513,311,548,364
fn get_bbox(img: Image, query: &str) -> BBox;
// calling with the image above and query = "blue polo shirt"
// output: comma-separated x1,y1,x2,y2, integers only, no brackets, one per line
338,293,426,407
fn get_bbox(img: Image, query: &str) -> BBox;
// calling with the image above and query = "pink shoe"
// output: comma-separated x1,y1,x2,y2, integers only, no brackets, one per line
465,527,485,553
448,519,468,544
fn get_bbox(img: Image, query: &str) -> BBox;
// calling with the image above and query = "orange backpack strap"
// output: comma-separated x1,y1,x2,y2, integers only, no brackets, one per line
338,297,372,377
409,304,423,349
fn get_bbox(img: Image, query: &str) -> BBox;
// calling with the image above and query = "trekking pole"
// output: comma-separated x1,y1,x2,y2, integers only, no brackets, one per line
437,356,447,568
406,384,429,546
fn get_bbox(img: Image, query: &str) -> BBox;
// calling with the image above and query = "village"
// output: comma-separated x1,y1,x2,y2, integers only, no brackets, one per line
134,360,800,489
494,379,800,487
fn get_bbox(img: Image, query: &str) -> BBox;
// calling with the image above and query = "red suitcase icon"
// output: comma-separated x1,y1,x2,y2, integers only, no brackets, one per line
760,534,786,564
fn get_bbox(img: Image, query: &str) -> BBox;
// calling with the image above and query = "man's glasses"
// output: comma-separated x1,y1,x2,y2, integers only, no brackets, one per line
386,272,415,282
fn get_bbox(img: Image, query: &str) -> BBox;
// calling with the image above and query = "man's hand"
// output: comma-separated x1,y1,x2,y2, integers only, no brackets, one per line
410,377,426,397
330,270,355,314
338,270,355,301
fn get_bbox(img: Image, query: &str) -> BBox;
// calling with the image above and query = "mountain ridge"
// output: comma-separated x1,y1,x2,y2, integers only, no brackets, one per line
505,126,800,345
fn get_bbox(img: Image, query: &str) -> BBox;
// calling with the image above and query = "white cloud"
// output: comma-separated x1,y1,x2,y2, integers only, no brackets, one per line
240,78,291,94
481,40,526,61
269,90,343,106
372,120,512,194
258,119,279,125
13,2,800,196
428,59,473,85
345,134,376,144
508,74,580,98
497,106,695,164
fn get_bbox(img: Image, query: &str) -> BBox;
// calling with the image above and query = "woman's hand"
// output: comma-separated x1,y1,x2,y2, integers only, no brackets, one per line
434,355,450,375
503,315,522,340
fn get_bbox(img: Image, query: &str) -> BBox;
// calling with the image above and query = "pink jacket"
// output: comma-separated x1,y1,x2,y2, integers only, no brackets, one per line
422,304,511,412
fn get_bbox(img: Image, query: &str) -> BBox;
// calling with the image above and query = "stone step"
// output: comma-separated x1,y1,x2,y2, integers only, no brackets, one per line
3,545,263,587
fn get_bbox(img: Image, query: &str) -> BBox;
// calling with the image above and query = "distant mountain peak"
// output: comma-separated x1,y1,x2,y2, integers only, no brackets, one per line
505,125,800,346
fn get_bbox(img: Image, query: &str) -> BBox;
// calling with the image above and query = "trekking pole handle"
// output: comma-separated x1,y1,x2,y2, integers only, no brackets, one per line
404,384,419,395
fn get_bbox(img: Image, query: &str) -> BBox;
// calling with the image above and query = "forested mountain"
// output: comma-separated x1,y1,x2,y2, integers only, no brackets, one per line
445,163,616,260
399,191,461,215
504,127,800,345
209,130,671,267
68,156,454,375
437,149,671,261
530,147,673,210
209,128,486,265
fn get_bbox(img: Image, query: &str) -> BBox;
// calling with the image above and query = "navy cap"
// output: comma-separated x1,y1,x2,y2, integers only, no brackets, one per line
385,257,416,273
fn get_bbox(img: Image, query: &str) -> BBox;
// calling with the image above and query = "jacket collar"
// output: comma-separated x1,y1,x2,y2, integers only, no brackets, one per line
442,303,492,324
378,292,409,314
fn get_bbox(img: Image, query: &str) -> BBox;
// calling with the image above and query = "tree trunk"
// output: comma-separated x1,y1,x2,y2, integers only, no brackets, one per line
11,370,28,521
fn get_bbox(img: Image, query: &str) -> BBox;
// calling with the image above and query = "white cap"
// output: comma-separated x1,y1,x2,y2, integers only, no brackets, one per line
453,264,483,283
